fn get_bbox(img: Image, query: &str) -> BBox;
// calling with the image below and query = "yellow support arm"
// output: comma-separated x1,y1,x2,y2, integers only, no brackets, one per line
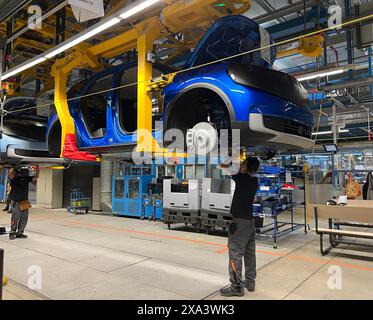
135,19,165,153
51,52,102,159
54,72,75,156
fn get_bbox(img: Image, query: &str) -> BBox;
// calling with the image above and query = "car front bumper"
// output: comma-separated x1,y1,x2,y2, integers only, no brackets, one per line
232,113,315,150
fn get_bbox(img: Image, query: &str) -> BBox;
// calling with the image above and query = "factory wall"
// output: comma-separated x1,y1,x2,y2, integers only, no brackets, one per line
62,165,101,208
36,168,63,208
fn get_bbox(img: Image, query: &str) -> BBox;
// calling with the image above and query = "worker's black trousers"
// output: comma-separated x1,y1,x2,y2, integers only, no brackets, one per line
227,217,256,289
10,202,29,236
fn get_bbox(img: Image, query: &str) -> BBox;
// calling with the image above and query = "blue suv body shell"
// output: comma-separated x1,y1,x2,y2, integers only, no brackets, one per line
47,15,314,155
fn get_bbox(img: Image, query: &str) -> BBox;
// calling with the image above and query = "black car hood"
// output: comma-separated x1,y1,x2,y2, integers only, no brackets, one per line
228,64,309,108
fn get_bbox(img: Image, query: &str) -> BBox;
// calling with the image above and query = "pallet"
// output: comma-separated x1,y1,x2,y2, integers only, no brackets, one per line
200,211,233,230
162,210,201,230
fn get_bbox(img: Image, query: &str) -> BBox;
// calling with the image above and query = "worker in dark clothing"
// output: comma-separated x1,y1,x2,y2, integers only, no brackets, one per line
8,166,39,240
219,157,260,297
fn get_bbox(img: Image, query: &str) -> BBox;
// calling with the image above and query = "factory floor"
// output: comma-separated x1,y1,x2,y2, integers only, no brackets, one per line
1,207,373,300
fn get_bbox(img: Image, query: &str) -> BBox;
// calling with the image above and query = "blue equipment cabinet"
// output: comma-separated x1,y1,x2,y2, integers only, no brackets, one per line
112,174,154,218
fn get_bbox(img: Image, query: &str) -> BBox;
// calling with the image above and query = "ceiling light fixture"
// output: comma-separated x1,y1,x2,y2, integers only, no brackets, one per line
1,57,47,80
312,129,350,136
120,0,161,19
297,69,344,82
44,17,121,59
1,0,161,81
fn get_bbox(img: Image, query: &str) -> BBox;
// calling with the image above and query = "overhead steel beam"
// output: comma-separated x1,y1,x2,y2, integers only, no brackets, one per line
4,17,14,72
254,0,319,24
345,0,353,81
255,0,285,24
55,6,66,48
7,0,68,44
331,97,347,109
0,0,32,24
319,77,373,92
266,6,330,41
346,91,370,113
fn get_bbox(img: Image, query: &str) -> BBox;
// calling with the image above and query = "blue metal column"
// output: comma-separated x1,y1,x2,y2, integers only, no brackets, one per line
345,0,353,80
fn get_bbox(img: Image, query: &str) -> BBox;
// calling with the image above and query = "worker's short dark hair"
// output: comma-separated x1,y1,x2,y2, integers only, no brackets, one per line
243,157,260,173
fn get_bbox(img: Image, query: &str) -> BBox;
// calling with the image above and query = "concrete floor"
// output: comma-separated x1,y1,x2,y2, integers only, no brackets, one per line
1,207,373,300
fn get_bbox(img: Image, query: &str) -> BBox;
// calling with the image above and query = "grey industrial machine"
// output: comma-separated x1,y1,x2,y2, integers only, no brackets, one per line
201,178,235,230
201,178,235,231
162,179,201,229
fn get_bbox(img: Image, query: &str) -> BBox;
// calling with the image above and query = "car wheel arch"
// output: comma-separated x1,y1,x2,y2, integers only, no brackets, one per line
163,82,236,133
47,116,62,157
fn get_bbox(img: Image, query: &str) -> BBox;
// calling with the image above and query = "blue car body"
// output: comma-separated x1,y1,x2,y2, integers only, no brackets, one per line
47,15,314,156
0,97,65,164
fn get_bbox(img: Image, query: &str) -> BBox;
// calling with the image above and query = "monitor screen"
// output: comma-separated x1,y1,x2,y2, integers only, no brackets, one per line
323,144,338,152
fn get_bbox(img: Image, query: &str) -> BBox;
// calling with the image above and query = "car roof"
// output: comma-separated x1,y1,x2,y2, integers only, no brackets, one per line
184,15,275,69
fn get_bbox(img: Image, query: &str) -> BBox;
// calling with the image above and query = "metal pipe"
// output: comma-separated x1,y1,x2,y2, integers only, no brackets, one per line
332,103,337,145
5,17,14,72
354,3,362,48
56,6,66,59
331,153,336,187
56,8,66,45
319,77,373,91
254,0,318,24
